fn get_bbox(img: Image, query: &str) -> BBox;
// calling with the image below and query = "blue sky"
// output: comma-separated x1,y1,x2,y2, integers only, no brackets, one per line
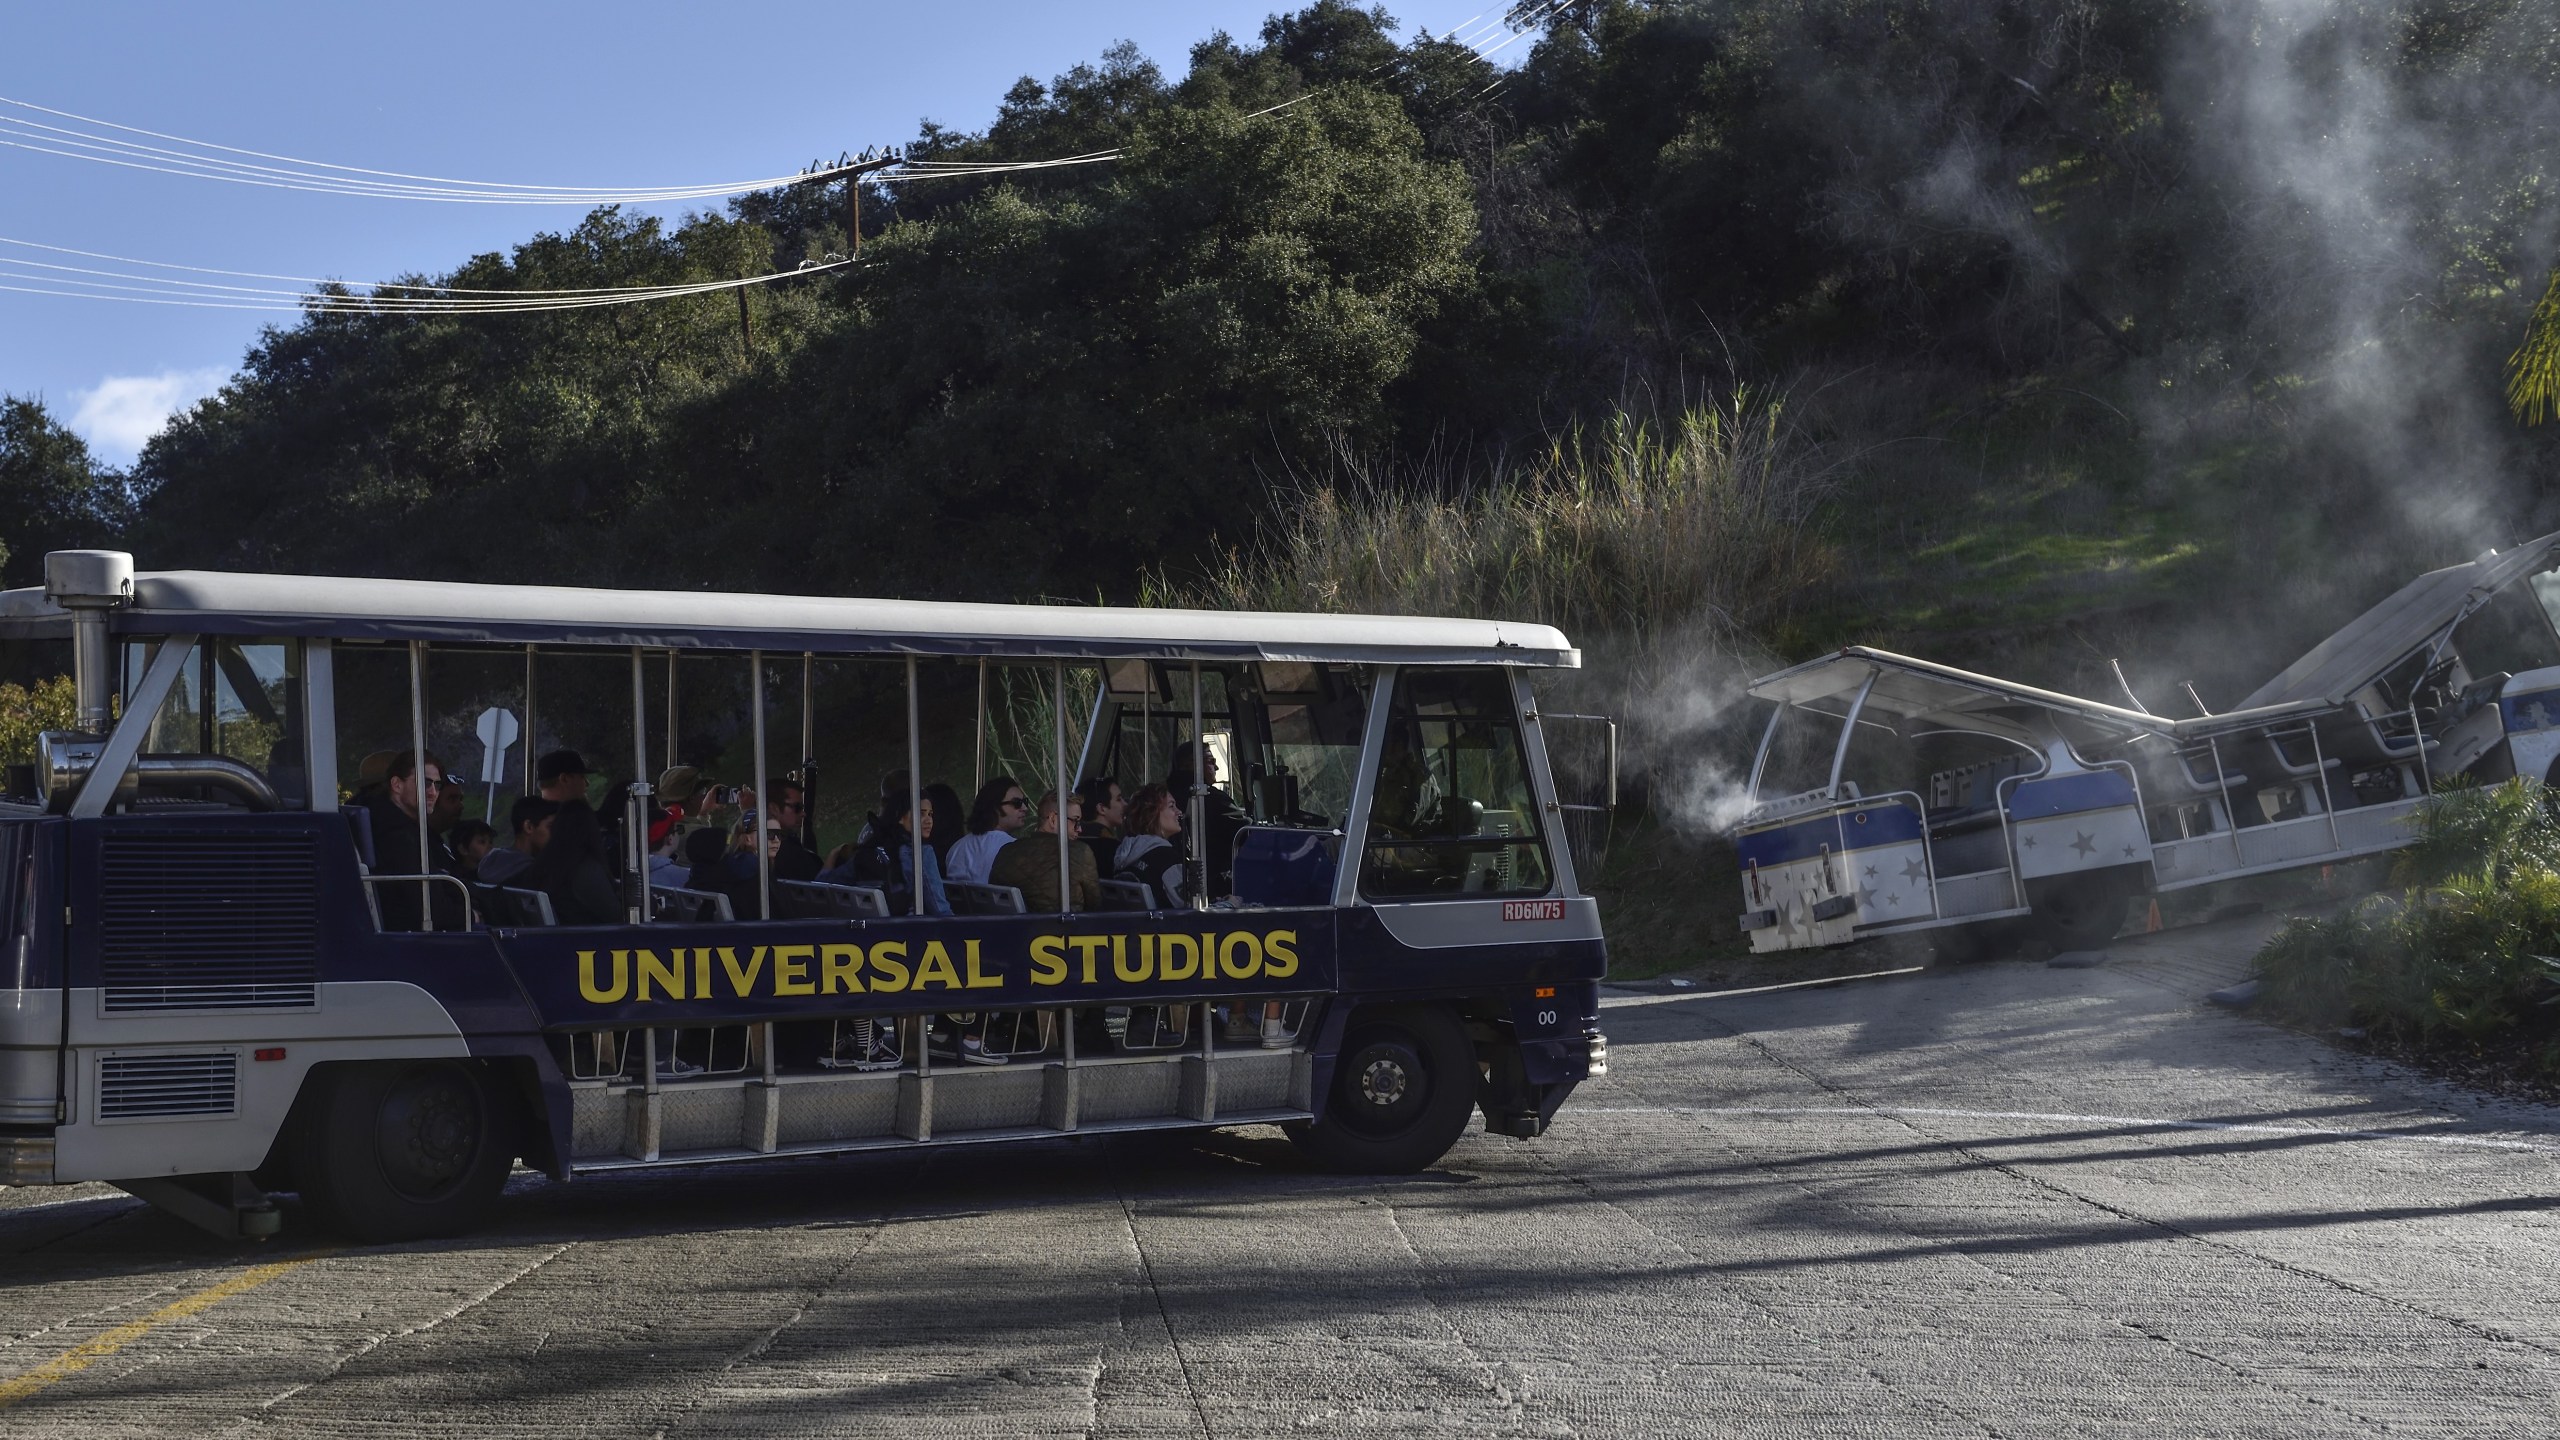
0,1,1510,465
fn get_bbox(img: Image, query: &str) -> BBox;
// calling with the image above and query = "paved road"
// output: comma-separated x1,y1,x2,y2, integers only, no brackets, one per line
6,916,2560,1437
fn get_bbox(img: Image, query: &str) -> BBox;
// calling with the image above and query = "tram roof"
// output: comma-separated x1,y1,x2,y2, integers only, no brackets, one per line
0,567,1580,668
2236,531,2560,709
1750,646,2329,740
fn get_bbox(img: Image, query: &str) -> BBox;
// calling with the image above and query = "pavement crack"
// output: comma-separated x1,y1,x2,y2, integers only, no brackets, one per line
1369,1178,1573,1439
644,1156,927,1440
1108,1172,1218,1440
242,1241,574,1421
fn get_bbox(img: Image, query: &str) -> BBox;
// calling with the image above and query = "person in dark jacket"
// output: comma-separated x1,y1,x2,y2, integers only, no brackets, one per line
368,751,464,930
765,779,822,882
518,801,625,926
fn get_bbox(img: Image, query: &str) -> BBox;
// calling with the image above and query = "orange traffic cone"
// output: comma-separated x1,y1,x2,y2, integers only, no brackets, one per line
2144,899,2163,933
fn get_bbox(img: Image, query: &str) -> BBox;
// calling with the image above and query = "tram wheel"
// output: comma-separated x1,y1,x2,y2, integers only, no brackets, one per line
1285,1005,1477,1174
291,1060,515,1242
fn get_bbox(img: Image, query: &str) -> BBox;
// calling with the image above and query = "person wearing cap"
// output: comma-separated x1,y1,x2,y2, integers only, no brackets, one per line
536,748,592,804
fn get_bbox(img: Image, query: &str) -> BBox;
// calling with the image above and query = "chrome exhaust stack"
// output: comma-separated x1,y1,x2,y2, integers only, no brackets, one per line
44,549,133,734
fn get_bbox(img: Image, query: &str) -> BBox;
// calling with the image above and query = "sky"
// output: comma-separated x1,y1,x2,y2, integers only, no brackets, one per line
0,1,1512,465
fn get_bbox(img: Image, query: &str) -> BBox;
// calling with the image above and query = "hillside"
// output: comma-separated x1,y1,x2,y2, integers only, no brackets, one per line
3,0,2558,825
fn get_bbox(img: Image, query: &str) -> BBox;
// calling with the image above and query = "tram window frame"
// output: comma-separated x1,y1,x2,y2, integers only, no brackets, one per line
1357,668,1555,903
118,636,309,808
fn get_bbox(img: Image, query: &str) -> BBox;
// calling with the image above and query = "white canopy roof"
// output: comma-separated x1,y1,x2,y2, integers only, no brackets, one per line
1750,646,2330,740
0,566,1578,668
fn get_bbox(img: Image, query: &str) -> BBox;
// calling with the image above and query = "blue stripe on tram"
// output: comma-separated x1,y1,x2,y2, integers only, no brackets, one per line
1735,805,1924,867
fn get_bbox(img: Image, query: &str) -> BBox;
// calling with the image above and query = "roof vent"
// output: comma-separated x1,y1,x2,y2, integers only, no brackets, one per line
43,550,134,608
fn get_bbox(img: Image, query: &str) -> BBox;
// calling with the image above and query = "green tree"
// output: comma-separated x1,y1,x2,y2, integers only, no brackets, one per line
0,396,131,588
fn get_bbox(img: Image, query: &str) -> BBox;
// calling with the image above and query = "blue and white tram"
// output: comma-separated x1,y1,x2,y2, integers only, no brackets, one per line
1736,532,2560,952
0,551,1608,1239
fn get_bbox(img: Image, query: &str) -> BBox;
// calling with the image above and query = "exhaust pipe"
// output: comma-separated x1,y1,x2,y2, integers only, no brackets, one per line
43,550,133,734
37,738,280,814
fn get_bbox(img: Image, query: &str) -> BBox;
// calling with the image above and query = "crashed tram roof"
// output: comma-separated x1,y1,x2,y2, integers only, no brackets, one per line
0,569,1580,668
1749,646,2330,741
2235,532,2560,710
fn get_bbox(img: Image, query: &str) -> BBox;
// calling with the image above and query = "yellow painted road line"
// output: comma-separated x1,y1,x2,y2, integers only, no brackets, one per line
0,1254,323,1409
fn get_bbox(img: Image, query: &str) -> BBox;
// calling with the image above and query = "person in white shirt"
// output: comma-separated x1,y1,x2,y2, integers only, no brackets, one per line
945,775,1028,885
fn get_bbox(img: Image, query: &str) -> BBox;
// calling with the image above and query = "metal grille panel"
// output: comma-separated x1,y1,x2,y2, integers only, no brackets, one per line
777,1077,901,1144
931,1066,1046,1132
98,1051,237,1119
1079,1061,1183,1122
99,830,322,1011
1217,1052,1296,1112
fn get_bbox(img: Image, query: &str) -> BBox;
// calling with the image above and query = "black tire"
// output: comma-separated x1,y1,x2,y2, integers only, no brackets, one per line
2031,872,2137,951
291,1060,515,1242
1285,1005,1478,1174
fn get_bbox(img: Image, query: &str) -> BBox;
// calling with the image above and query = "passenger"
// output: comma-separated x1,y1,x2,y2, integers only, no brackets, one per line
368,751,464,931
519,801,625,926
1167,748,1243,899
654,766,729,830
837,792,952,916
718,812,786,919
922,782,966,869
430,767,468,845
765,778,822,882
477,796,558,887
646,822,689,889
855,769,908,848
682,825,734,899
1079,777,1126,876
449,820,496,883
988,791,1100,912
349,749,397,808
535,749,592,805
1113,784,1191,909
946,775,1027,885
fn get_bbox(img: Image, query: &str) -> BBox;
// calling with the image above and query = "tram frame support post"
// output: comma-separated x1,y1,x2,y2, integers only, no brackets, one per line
408,640,434,931
751,650,771,921
908,656,924,916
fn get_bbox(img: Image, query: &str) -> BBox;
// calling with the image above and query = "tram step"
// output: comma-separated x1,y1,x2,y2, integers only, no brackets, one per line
565,1108,1319,1174
567,1048,1310,1162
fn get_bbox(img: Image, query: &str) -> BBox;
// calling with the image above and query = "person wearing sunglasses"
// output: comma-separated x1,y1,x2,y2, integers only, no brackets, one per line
367,749,465,930
947,775,1029,886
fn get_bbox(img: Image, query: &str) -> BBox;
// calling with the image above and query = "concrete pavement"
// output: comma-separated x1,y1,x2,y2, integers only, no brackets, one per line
4,914,2557,1436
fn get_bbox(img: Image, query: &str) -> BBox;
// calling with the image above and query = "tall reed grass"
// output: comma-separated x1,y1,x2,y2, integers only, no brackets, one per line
1165,391,1839,826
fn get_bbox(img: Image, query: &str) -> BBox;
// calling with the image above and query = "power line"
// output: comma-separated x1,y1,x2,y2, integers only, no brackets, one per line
0,94,889,204
0,239,854,316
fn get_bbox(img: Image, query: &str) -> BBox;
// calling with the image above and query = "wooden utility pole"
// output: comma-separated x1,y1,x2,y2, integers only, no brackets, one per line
736,285,755,365
838,151,901,258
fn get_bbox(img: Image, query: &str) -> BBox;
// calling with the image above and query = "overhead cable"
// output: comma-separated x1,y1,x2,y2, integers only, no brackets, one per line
0,94,886,204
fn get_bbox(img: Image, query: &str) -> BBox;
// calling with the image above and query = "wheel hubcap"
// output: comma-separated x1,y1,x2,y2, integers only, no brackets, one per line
1359,1057,1410,1107
1338,1035,1431,1136
376,1067,482,1201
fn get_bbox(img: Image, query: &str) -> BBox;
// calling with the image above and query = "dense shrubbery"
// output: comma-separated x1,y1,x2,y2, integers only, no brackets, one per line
0,0,2545,617
2256,781,2560,1075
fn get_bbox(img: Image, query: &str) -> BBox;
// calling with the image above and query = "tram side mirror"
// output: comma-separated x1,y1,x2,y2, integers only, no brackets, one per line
1537,711,1620,815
